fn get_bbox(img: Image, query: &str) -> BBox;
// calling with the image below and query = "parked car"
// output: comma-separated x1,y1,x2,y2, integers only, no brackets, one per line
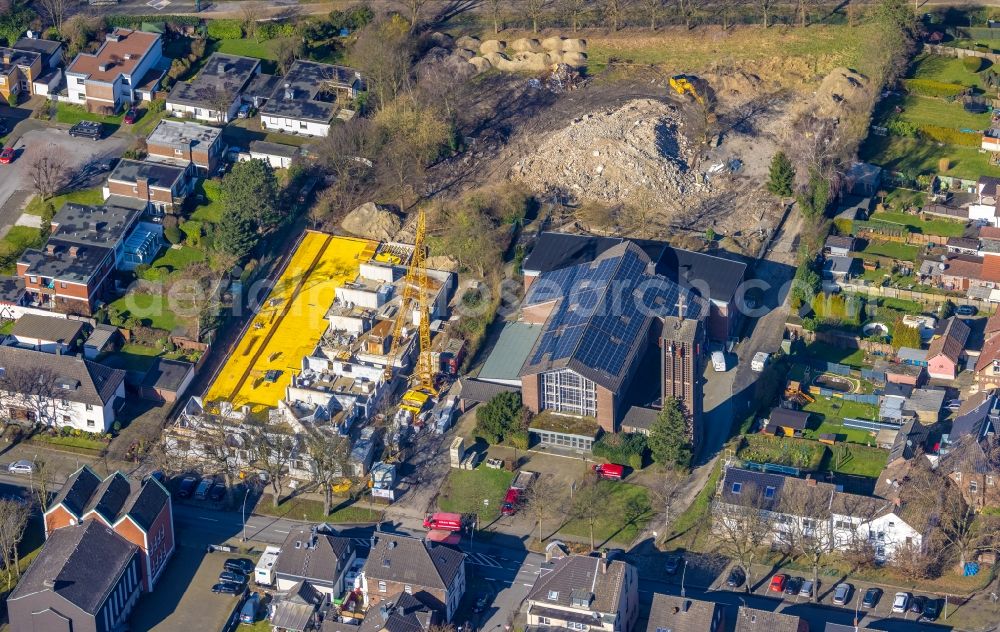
194,477,214,500
862,587,882,608
225,558,255,575
956,305,978,316
472,593,491,613
726,567,745,588
892,592,911,613
664,555,681,575
909,595,926,614
211,582,244,595
123,108,138,124
219,571,247,585
240,592,261,624
7,460,33,475
784,577,802,596
769,574,787,593
798,579,815,599
68,121,102,140
833,583,852,605
0,147,14,164
208,481,226,502
178,475,200,498
922,597,941,620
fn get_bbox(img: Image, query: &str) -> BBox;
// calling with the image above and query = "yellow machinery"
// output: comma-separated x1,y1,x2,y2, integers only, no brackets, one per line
784,380,815,404
386,210,437,411
669,74,706,106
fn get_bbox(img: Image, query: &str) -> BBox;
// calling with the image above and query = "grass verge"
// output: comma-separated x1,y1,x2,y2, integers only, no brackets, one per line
438,466,514,523
557,481,652,547
256,493,382,523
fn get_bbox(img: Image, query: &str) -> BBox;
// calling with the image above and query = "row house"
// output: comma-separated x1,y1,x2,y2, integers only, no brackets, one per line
524,554,639,632
66,28,165,113
145,119,224,175
104,158,195,213
259,60,363,137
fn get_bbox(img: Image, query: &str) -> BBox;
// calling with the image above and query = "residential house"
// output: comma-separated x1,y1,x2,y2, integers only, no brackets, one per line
7,521,143,632
977,310,1000,388
972,177,1000,227
940,390,1000,510
44,466,175,591
65,28,165,113
13,34,64,69
104,159,195,213
270,580,326,632
644,594,725,632
886,419,929,467
0,346,125,432
715,466,923,559
7,313,88,354
733,607,807,632
766,407,810,437
907,387,946,423
822,256,857,284
845,162,882,197
880,382,913,424
0,47,41,103
922,255,985,293
249,139,300,169
824,235,854,257
341,591,439,632
165,53,260,123
145,119,224,174
48,201,161,271
260,60,363,137
524,554,639,632
274,524,357,596
361,532,465,622
84,324,123,359
948,236,981,256
927,316,971,380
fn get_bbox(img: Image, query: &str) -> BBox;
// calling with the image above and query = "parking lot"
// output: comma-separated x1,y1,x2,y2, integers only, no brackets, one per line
130,545,252,632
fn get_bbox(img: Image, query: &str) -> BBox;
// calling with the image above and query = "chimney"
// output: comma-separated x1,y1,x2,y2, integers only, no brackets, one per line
135,176,149,200
69,246,79,258
98,62,111,72
683,600,690,612
284,82,293,100
893,496,902,507
600,550,607,574
672,606,680,614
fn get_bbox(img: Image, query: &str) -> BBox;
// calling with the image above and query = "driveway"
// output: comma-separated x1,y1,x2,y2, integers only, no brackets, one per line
0,125,128,233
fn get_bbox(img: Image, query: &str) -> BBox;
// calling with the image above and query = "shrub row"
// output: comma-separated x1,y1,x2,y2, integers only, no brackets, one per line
920,124,983,147
903,78,967,98
592,432,647,470
105,14,201,29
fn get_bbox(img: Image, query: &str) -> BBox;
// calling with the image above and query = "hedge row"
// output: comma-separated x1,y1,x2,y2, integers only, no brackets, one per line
592,432,647,470
903,78,967,98
105,14,201,28
206,19,243,40
920,124,983,147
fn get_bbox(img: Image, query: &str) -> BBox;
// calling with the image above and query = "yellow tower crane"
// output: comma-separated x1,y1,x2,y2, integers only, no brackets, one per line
385,210,437,416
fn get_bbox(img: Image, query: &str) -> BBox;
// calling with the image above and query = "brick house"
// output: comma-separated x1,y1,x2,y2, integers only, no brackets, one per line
361,532,465,622
926,316,971,380
145,119,224,174
941,391,1000,511
44,466,174,591
0,47,42,103
65,29,165,113
104,159,195,213
524,554,639,632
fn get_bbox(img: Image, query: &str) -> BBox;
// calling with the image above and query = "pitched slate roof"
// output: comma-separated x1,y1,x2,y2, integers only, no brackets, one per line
49,465,102,518
734,607,802,632
622,406,659,431
825,235,854,251
47,466,169,530
769,407,810,430
0,345,124,407
357,592,436,632
363,532,464,592
645,593,723,632
275,524,354,585
889,419,929,463
82,471,132,523
941,433,997,476
928,316,971,364
952,390,997,440
457,378,518,403
527,555,629,615
10,314,86,344
271,580,324,631
9,520,137,615
120,476,170,531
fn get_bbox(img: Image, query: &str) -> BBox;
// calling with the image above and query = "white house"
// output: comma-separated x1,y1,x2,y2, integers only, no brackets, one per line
524,554,639,632
6,314,87,354
259,61,363,138
273,524,356,596
165,53,260,123
0,345,126,432
970,176,1000,227
65,29,164,113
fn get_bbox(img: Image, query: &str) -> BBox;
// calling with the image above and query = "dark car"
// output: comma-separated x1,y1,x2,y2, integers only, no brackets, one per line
956,305,977,316
784,576,803,596
219,571,247,585
910,595,927,614
209,481,226,502
211,582,244,595
922,597,941,620
68,121,102,140
124,108,138,124
472,593,491,613
862,587,882,608
225,558,255,575
177,475,199,498
725,567,745,588
664,555,681,575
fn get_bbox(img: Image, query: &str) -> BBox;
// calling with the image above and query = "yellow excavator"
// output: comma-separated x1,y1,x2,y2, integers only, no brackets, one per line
669,74,706,106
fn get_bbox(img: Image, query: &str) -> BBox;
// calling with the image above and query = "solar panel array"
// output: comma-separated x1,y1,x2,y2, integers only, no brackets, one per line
525,245,707,386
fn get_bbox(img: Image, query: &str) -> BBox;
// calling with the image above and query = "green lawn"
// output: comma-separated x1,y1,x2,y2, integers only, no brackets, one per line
802,419,875,445
256,493,382,523
861,135,1000,180
153,246,205,272
821,443,888,478
868,211,967,237
861,240,920,261
438,467,514,523
802,396,881,445
33,433,108,451
909,53,984,89
803,341,867,368
108,293,179,332
48,186,105,210
101,343,162,373
55,103,124,127
895,94,992,131
558,481,652,547
190,179,224,223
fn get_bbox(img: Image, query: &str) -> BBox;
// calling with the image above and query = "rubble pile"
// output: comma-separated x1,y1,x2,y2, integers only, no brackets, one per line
464,36,588,74
341,202,402,241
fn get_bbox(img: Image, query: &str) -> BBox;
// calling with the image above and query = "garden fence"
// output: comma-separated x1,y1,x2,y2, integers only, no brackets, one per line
860,368,886,383
924,43,1000,64
843,418,899,432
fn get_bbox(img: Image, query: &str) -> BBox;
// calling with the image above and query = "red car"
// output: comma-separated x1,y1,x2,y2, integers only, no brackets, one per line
124,109,138,124
769,574,788,593
0,147,14,164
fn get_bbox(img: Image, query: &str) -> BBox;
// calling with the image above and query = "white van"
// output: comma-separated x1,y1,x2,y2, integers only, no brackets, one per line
711,351,726,372
254,546,280,586
751,352,770,372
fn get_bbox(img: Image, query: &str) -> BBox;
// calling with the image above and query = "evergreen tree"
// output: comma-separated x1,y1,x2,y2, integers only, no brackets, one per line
767,151,796,197
648,398,692,468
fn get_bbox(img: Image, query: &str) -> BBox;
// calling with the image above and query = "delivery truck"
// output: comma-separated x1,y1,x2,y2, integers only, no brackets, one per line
592,463,625,480
423,512,464,531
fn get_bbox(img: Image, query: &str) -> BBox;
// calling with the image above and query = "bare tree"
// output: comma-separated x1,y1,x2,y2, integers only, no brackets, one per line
522,0,552,33
353,19,414,109
0,366,64,429
641,0,665,30
676,0,696,29
711,488,775,593
181,417,243,505
573,479,612,551
205,84,236,124
602,0,631,31
247,421,296,507
781,482,836,602
307,433,353,516
890,539,937,579
37,0,70,33
525,474,567,544
274,38,304,75
404,0,431,31
31,459,55,511
717,0,745,30
487,0,506,33
166,262,222,341
937,492,998,570
0,498,30,585
240,3,262,40
649,467,687,535
28,148,67,200
757,0,775,28
560,0,590,31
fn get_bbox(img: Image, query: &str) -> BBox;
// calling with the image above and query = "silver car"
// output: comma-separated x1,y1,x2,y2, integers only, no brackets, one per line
798,579,815,598
833,582,852,605
7,460,33,475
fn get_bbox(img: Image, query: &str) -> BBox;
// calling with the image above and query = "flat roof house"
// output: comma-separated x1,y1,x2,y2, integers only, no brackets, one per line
13,35,64,69
7,520,143,632
165,53,261,123
146,119,224,174
525,554,639,632
65,28,165,113
0,345,125,432
0,47,42,104
104,158,195,213
260,60,363,137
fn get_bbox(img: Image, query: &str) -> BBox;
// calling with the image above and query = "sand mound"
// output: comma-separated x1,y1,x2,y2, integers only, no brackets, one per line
341,202,402,241
425,255,459,272
541,36,564,51
469,56,492,73
562,38,587,52
561,51,587,67
512,37,542,52
511,99,695,206
813,67,868,119
480,39,506,54
456,35,480,51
